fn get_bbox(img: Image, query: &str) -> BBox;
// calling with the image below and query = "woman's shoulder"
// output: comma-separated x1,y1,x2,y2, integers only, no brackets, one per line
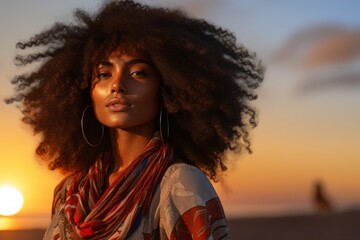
52,171,81,206
163,163,210,184
157,163,229,239
163,162,207,179
160,163,218,202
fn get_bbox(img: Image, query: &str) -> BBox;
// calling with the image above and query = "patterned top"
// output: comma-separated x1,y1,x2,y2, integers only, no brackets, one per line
44,163,230,239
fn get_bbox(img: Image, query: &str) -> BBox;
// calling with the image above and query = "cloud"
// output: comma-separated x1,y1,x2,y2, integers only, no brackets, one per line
298,72,360,93
302,30,360,69
272,24,360,92
274,25,360,67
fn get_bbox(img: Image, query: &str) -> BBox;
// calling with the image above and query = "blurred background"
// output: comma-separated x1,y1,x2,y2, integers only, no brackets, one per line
1,0,359,239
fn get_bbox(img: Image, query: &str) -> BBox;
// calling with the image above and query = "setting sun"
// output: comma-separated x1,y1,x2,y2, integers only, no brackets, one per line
0,186,24,216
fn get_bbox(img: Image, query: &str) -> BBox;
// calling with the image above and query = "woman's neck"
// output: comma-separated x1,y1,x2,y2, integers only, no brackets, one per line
110,123,156,174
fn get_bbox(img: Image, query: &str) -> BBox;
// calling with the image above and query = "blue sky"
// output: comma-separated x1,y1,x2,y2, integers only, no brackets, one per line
1,0,359,56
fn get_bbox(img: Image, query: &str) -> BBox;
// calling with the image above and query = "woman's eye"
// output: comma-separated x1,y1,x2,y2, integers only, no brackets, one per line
130,70,147,78
97,72,111,79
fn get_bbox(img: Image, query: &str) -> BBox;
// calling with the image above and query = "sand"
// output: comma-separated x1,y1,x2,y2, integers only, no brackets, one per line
228,209,360,240
1,209,359,240
0,228,45,240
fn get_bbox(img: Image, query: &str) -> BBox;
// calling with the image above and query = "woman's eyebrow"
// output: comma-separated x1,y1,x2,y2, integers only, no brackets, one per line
98,59,152,67
125,58,152,66
98,60,113,67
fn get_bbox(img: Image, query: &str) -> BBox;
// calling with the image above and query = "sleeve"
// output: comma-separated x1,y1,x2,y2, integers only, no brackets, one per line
158,164,230,240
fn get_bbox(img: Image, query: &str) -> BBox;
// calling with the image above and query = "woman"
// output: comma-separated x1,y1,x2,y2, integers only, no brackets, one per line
7,0,264,239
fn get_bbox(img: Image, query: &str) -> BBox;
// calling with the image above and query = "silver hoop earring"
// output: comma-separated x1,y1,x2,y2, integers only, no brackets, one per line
81,105,104,147
159,107,169,144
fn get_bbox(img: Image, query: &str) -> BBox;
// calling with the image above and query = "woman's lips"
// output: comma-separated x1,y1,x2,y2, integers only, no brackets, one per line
106,98,131,112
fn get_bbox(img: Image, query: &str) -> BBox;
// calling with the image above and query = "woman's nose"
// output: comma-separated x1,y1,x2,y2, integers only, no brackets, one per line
111,83,127,94
110,73,127,94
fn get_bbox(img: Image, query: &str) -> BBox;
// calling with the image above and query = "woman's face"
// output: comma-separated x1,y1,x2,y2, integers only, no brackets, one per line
91,48,161,133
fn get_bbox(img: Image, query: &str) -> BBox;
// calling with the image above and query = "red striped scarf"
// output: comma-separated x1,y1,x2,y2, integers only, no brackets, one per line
59,136,173,239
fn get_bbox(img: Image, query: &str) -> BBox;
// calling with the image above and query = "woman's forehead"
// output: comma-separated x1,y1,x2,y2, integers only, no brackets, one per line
93,46,153,68
108,46,147,60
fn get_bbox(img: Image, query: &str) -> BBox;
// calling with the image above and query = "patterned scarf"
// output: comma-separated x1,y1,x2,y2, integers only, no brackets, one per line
54,135,173,239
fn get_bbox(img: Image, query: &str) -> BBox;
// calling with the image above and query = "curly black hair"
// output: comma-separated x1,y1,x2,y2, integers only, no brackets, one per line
6,0,264,180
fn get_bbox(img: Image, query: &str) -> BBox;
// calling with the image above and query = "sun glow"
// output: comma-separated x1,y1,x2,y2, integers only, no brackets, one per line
0,186,24,216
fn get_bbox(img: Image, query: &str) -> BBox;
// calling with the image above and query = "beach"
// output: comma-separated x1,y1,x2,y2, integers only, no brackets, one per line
228,209,360,240
1,209,359,239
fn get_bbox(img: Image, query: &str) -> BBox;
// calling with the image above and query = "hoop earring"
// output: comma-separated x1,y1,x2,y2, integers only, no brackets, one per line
159,107,170,144
81,105,104,147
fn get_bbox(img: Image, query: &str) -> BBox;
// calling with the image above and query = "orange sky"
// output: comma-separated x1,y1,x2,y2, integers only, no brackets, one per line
1,80,359,221
1,0,360,230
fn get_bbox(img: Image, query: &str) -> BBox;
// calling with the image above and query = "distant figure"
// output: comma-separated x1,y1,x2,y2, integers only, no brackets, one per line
313,181,333,213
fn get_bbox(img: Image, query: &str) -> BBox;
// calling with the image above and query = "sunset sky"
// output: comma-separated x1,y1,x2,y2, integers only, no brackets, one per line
1,0,360,230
